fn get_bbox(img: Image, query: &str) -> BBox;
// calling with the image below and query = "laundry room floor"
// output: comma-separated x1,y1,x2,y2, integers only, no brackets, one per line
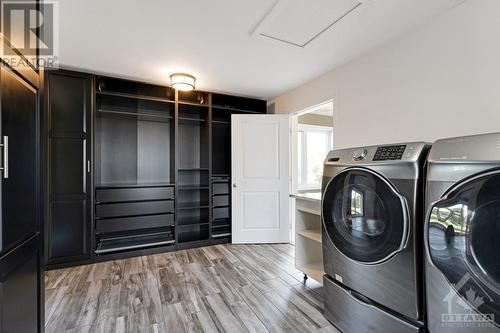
44,244,339,333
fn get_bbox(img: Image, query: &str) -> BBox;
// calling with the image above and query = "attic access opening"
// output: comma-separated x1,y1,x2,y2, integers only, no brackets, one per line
251,0,362,47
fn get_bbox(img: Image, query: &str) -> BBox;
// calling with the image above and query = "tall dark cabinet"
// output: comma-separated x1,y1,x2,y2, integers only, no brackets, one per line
44,69,266,267
0,59,43,331
45,70,92,267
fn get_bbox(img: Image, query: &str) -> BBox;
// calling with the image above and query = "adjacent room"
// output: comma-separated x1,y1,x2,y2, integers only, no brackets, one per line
1,0,500,332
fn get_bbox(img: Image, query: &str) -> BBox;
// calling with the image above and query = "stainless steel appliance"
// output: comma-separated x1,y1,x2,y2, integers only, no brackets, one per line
322,142,429,333
425,133,500,332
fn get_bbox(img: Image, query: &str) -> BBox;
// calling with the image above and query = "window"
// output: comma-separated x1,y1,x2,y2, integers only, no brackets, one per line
297,124,333,189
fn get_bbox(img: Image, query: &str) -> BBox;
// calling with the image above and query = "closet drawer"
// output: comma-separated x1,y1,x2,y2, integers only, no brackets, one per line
96,187,174,203
96,213,174,233
213,207,230,220
212,183,229,195
212,195,229,207
96,200,174,218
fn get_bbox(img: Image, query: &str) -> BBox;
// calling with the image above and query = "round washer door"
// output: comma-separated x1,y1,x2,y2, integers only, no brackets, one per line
428,170,500,326
322,168,409,264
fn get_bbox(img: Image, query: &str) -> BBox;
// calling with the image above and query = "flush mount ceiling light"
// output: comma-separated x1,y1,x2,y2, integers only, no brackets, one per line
170,73,196,91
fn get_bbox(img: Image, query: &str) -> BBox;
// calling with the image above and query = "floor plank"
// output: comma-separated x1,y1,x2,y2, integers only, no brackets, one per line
203,293,249,332
236,284,294,333
45,243,330,333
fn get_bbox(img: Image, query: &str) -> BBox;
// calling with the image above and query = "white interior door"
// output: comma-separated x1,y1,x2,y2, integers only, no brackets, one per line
231,114,290,243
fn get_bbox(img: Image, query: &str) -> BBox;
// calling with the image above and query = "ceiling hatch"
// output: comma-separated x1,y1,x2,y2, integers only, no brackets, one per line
251,0,362,48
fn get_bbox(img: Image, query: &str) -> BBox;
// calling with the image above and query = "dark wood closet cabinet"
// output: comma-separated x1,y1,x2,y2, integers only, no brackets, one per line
44,69,266,267
45,70,93,267
0,46,43,333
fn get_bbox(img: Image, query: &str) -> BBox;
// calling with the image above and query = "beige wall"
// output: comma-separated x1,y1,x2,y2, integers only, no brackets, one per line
271,0,500,149
298,113,333,127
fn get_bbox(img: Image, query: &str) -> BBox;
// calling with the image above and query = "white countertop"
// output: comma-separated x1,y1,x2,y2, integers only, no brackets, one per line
289,191,321,202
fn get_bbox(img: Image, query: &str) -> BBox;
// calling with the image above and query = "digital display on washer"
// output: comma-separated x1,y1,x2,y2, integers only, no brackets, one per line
373,145,407,161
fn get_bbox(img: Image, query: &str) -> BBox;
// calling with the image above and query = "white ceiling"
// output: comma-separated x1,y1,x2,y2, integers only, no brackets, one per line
58,0,466,99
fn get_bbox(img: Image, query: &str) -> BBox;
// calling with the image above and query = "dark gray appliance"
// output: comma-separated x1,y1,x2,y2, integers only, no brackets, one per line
321,142,429,333
425,133,500,332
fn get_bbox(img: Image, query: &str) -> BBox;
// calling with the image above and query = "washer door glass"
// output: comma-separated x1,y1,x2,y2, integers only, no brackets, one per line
322,168,408,263
428,171,500,325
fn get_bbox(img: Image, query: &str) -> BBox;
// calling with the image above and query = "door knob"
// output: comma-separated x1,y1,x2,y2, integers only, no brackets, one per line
233,183,237,188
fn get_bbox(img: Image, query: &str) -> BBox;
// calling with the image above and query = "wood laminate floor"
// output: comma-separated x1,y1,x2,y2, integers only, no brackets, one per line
45,243,339,333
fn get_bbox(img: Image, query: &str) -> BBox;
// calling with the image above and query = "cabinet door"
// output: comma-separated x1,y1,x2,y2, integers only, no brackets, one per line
46,70,92,265
0,235,41,333
0,65,38,253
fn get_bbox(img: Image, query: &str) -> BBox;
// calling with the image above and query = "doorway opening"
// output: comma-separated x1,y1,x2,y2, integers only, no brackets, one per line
290,100,334,243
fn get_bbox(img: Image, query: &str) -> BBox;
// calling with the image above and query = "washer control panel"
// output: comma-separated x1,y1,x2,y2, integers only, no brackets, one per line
373,145,407,161
352,148,368,161
325,142,427,166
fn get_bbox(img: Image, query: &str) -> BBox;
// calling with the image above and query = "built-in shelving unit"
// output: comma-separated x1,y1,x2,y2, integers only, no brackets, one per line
176,91,211,248
94,77,176,257
292,192,325,284
45,69,267,267
92,79,267,257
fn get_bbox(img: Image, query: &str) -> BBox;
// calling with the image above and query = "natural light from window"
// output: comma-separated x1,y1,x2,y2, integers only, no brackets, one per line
298,124,333,189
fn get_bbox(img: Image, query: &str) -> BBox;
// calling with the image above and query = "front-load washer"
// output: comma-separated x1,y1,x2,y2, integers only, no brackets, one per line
321,142,430,333
425,133,500,332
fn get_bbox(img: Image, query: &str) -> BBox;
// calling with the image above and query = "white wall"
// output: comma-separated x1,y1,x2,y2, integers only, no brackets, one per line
271,0,500,149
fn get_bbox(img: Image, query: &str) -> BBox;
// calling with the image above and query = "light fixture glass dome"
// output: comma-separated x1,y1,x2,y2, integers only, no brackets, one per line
170,73,196,91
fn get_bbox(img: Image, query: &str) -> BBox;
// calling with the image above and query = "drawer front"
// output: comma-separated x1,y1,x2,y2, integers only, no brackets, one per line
96,187,174,203
212,195,229,207
323,276,422,333
96,213,174,233
213,207,230,220
96,200,174,218
212,183,229,195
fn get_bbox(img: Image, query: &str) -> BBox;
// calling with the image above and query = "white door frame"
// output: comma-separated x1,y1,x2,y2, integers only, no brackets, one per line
289,100,335,243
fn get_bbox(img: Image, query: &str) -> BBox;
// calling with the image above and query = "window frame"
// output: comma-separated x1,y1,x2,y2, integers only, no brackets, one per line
297,124,333,190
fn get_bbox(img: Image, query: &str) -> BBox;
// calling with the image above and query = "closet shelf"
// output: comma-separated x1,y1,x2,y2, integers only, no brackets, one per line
211,180,230,184
95,230,174,254
177,202,210,210
97,90,175,104
178,168,209,171
178,117,206,123
211,232,231,239
178,100,209,108
212,205,230,209
96,182,175,189
178,221,210,227
212,105,261,114
212,218,230,225
97,109,173,120
212,120,230,125
297,229,322,243
212,223,230,229
178,185,209,190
